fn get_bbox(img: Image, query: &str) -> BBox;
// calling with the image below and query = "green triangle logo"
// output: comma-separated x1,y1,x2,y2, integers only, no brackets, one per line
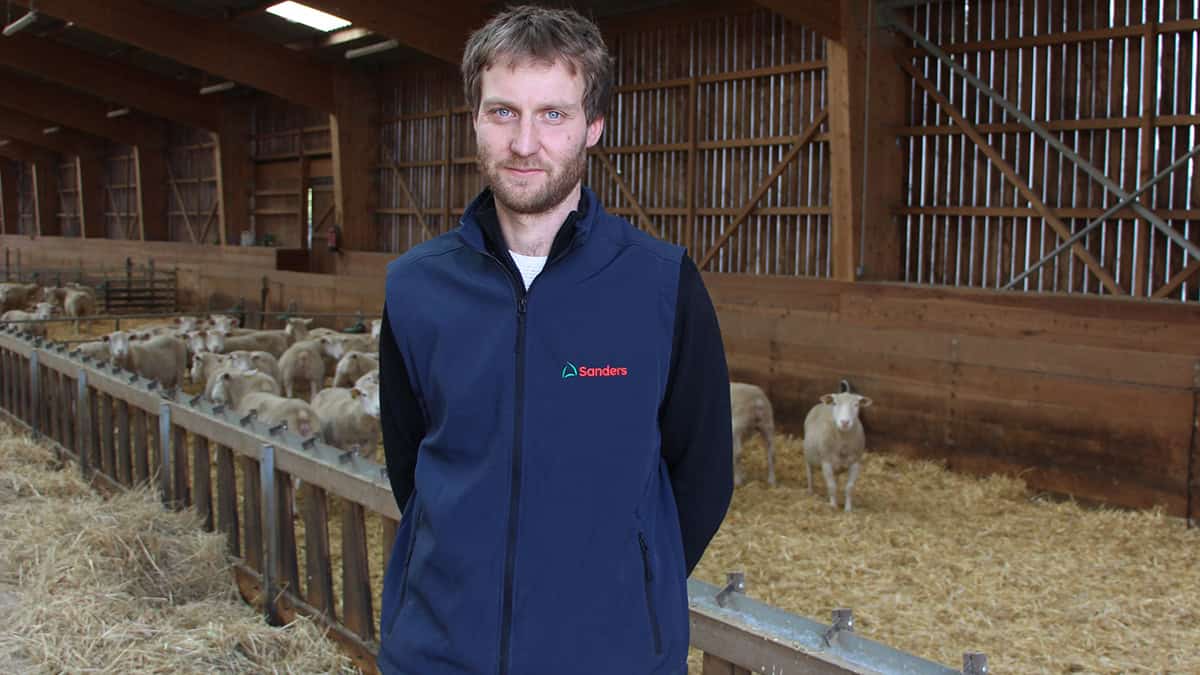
561,361,578,378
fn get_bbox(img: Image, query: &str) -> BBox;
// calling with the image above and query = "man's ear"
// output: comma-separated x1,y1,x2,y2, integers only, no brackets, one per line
585,114,605,147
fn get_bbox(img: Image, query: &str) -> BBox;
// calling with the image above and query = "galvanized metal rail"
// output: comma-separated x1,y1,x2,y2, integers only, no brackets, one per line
0,327,988,675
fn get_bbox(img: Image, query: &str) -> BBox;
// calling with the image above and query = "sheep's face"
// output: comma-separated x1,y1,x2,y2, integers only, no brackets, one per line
187,331,208,354
206,331,226,352
211,315,236,333
109,331,131,359
230,352,255,372
176,316,198,332
319,337,346,361
354,383,380,418
211,373,233,403
820,392,873,432
34,303,54,319
285,318,313,340
356,370,379,389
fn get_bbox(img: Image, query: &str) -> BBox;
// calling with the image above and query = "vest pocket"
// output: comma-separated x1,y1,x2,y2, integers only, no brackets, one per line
637,531,663,655
396,499,422,612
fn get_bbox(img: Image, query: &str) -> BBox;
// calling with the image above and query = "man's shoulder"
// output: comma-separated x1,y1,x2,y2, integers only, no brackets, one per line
593,207,684,267
385,232,467,280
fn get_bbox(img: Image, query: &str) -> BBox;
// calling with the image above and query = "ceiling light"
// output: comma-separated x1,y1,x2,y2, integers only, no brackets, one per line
42,126,60,135
199,81,236,95
266,2,350,32
2,10,37,37
106,108,130,119
345,39,398,59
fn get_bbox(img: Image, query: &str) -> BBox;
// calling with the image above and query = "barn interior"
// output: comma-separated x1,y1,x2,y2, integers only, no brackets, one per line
0,0,1197,673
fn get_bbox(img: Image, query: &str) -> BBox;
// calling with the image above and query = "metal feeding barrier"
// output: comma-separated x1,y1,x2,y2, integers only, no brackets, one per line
0,327,988,674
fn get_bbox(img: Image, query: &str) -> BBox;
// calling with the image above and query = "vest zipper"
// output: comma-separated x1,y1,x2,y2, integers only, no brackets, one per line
638,532,663,655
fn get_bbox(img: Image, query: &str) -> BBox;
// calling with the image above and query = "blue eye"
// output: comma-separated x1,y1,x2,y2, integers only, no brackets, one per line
546,110,561,120
494,108,512,118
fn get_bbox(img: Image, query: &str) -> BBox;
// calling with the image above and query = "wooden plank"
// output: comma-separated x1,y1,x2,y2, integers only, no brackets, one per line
216,444,241,557
380,517,398,577
1,162,18,235
100,393,114,479
172,426,190,508
133,408,149,484
135,146,169,242
302,484,336,620
341,501,374,641
241,455,263,572
194,435,213,531
901,61,1125,296
33,161,61,237
331,75,379,251
116,398,131,486
825,0,864,281
277,473,301,599
89,384,101,475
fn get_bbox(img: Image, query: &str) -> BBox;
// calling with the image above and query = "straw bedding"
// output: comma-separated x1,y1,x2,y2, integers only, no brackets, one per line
687,434,1199,674
0,422,357,674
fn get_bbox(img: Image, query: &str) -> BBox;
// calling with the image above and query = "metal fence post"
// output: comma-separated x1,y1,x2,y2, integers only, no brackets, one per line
259,443,280,624
76,368,90,479
28,349,39,437
158,402,172,506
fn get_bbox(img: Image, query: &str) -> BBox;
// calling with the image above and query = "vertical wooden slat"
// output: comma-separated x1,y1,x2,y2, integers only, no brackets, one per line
193,434,213,531
1134,14,1157,297
88,384,101,472
60,371,74,454
116,399,131,486
100,393,114,479
133,408,149,484
173,426,190,508
303,484,336,619
44,366,57,445
216,444,241,557
380,517,398,575
241,455,263,572
701,653,750,675
341,501,374,641
277,474,300,599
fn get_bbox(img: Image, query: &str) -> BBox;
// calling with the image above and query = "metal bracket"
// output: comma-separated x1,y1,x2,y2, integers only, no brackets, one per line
239,409,257,427
189,394,203,407
715,571,745,608
268,421,287,436
301,436,316,450
338,449,355,464
962,653,988,675
822,608,854,647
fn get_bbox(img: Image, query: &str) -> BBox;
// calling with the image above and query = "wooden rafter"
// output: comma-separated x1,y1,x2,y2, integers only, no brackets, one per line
697,109,829,270
1152,260,1200,300
901,61,1125,296
303,0,488,64
0,70,158,148
592,147,661,239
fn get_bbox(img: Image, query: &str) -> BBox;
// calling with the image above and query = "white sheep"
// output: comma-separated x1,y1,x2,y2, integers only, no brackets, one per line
0,282,39,312
802,388,873,512
228,350,282,387
209,368,281,407
332,351,379,388
284,318,337,343
237,391,321,439
205,329,290,358
1,302,54,338
730,382,778,487
278,340,326,402
108,331,187,389
312,380,381,457
189,351,232,388
63,288,96,332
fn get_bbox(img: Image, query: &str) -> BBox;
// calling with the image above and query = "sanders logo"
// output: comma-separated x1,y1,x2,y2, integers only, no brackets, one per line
562,361,628,379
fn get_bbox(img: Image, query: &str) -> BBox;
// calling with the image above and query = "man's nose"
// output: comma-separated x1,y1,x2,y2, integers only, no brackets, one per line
510,118,540,157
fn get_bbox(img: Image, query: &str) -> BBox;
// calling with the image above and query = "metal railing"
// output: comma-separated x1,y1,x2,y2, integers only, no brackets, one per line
0,327,987,675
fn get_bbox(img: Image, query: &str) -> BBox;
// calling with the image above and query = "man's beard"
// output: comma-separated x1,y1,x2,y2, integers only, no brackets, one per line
478,143,588,215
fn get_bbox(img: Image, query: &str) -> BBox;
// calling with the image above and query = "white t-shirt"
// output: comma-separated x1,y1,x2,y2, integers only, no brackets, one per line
509,250,547,290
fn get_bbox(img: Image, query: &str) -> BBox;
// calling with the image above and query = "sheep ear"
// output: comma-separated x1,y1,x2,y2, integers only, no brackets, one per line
858,396,873,408
820,394,835,405
350,388,362,399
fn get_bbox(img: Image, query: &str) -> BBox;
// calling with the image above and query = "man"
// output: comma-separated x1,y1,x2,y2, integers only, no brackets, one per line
378,6,733,674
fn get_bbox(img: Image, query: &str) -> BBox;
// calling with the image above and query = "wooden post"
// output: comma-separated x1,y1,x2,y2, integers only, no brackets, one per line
76,153,108,239
216,99,253,247
1134,14,1157,297
135,144,169,241
331,72,379,251
826,0,867,281
0,160,18,235
33,159,61,237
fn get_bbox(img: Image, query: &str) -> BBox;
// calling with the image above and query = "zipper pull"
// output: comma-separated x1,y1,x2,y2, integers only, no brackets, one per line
518,296,527,315
638,533,653,581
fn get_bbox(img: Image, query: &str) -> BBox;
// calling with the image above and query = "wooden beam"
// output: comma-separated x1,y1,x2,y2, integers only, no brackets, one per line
0,33,222,131
287,26,375,51
753,0,841,42
0,160,18,235
33,161,60,237
697,110,827,270
381,148,434,242
165,163,198,243
1134,16,1157,298
0,70,162,149
0,107,103,158
825,0,863,281
901,61,1125,296
214,100,253,246
331,74,379,250
0,139,58,167
1152,259,1200,300
135,146,169,241
76,154,107,239
25,0,338,113
593,147,661,239
303,1,488,64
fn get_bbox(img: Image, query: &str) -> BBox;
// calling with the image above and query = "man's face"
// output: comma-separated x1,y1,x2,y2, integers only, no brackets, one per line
474,55,605,215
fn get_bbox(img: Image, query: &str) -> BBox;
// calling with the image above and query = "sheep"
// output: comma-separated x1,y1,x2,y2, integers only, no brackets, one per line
312,380,381,457
237,392,320,440
209,368,282,407
355,370,379,389
108,331,187,389
278,340,326,402
189,351,233,388
325,332,376,354
185,330,211,357
73,338,111,363
0,283,39,312
332,351,379,387
62,288,96,333
205,329,289,358
802,386,874,512
284,317,338,343
228,350,282,387
729,382,778,487
1,302,54,338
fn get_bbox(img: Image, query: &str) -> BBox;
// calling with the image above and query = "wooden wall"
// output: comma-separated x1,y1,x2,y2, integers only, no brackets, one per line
4,232,1196,521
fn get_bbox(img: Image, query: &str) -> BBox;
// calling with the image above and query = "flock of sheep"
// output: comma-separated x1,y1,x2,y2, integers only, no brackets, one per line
731,380,873,512
3,280,875,512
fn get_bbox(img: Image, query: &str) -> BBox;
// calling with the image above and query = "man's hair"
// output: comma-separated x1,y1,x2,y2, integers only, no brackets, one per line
461,5,614,124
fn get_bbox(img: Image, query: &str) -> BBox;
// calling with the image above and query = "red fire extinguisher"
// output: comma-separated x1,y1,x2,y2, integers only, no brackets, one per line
326,225,341,252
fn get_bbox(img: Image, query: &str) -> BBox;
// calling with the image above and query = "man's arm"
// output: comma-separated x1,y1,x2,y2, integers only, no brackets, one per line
379,303,426,511
658,254,733,576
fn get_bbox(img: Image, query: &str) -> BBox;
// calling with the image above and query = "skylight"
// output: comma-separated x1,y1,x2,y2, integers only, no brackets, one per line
265,2,351,32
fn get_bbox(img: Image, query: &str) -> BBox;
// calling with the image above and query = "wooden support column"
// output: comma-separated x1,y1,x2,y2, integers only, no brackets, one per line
76,152,107,239
331,73,379,252
858,11,906,281
826,0,867,281
135,145,168,241
33,159,60,237
0,161,17,235
1134,14,1157,297
215,100,253,246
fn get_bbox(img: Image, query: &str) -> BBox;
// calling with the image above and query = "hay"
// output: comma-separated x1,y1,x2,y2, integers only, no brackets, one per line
687,434,1200,674
0,422,358,674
